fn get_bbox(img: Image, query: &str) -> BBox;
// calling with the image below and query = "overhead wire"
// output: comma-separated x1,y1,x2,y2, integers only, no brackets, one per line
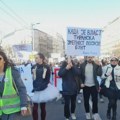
0,17,15,27
0,0,28,26
0,0,28,27
0,6,24,26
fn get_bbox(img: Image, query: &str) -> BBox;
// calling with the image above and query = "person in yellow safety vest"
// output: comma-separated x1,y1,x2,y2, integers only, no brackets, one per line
0,48,28,120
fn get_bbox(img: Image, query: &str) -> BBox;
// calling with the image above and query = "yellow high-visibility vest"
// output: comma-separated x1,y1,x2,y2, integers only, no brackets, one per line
0,67,21,115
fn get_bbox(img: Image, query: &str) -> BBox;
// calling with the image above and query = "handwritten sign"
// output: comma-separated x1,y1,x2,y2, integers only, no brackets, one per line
66,27,102,56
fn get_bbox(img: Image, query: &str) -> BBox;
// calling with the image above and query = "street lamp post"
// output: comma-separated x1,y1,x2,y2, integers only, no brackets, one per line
31,23,40,51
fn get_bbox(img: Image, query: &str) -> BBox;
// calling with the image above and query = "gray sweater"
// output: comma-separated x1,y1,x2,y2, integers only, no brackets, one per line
0,67,28,108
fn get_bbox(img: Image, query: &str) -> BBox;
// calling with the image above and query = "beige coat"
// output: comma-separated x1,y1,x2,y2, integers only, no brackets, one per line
102,64,120,89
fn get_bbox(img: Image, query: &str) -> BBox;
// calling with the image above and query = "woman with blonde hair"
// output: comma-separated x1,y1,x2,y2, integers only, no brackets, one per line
101,57,120,120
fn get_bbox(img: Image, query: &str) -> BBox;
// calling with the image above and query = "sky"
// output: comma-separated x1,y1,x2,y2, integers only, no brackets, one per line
0,0,120,40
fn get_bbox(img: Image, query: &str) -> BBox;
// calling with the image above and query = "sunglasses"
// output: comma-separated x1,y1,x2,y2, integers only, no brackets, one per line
111,59,117,61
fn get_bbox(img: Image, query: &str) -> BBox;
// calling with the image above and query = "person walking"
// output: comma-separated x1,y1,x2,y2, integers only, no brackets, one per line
80,56,102,120
0,49,28,120
58,57,79,120
32,53,50,120
101,57,120,120
99,59,108,103
32,53,59,120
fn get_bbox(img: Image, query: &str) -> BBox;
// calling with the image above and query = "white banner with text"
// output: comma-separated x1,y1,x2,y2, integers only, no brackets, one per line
66,27,102,56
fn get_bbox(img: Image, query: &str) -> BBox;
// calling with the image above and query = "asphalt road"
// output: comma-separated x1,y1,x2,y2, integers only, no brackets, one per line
23,95,120,120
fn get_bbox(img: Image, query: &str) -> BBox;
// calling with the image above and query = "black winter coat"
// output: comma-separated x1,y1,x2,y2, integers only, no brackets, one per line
32,64,50,91
58,61,79,95
80,61,102,90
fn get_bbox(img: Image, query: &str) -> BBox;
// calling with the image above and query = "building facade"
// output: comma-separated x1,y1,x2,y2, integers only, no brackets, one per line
101,17,120,58
34,29,65,58
1,28,65,60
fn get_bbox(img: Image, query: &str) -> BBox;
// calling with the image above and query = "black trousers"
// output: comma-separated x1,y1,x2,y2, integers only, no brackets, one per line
63,94,77,118
83,86,98,114
108,98,117,114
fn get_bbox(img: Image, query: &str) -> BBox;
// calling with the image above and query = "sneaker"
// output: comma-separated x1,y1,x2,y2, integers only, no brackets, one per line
100,98,104,103
65,118,69,120
77,99,81,104
56,93,62,101
86,113,91,119
71,113,76,120
93,113,102,120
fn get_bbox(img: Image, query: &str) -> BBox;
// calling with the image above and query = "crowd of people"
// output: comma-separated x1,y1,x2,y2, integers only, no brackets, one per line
1,48,120,120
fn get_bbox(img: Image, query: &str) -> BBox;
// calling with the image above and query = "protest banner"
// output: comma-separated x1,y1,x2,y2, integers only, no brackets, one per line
66,27,102,56
12,44,32,52
52,67,62,91
16,64,33,96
